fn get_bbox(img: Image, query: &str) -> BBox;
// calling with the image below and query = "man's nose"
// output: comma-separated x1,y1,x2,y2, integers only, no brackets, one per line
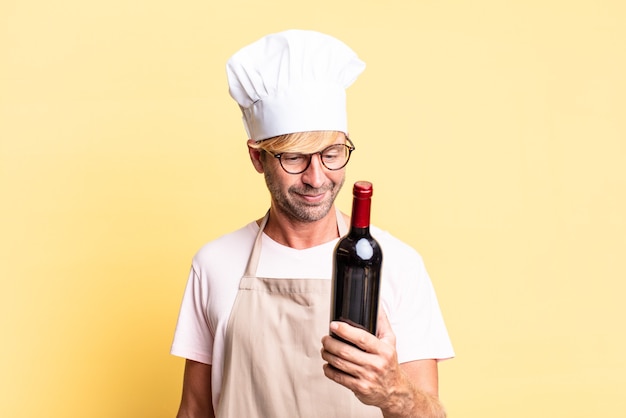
300,153,326,188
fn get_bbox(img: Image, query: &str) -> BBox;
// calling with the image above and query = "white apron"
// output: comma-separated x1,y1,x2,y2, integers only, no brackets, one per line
216,210,382,417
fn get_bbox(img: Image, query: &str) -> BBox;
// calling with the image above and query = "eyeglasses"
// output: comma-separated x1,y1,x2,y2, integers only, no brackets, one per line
268,138,355,175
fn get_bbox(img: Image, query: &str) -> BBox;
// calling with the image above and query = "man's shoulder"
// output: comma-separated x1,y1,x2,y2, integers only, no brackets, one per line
371,225,419,252
192,221,258,266
370,225,425,266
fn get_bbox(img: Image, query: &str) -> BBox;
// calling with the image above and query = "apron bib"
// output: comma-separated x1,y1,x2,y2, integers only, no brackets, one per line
216,209,382,417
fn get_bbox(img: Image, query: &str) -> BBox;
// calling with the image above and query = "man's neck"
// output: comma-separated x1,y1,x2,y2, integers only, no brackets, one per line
260,206,340,250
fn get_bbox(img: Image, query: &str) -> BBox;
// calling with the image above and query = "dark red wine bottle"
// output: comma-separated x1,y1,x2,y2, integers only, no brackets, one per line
330,181,382,347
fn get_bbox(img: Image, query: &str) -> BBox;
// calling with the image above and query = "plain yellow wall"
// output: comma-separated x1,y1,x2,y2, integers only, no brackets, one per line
1,1,625,417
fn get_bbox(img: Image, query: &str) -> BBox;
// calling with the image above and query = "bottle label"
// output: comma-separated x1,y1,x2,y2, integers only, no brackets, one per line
355,238,374,260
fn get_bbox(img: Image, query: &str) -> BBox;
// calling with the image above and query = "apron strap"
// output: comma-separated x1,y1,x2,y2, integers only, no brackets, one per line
243,210,269,278
336,206,349,236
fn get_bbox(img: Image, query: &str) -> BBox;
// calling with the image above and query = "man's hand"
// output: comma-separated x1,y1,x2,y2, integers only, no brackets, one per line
320,310,446,418
321,309,402,406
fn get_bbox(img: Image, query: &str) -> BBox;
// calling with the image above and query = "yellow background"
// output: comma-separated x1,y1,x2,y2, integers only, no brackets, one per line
1,1,625,417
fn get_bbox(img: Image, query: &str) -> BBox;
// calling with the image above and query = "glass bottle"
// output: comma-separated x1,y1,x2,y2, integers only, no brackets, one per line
330,181,383,347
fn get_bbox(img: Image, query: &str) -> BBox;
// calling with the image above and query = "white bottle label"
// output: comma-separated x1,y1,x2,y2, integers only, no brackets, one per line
356,238,374,260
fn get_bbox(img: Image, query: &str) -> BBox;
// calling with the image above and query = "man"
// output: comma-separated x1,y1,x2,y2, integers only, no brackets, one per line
172,29,454,418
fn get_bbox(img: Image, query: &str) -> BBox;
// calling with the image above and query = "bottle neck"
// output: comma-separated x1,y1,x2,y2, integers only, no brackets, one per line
350,196,371,231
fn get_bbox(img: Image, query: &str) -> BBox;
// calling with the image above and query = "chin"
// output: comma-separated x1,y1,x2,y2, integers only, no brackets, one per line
299,204,334,222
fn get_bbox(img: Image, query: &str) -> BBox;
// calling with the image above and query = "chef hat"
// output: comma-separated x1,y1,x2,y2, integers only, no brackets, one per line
226,29,366,141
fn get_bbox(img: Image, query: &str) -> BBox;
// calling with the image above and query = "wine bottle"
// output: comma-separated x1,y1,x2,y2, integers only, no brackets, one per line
330,181,383,347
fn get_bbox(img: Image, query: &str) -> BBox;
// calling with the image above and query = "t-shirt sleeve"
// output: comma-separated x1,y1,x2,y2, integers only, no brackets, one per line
170,264,213,365
395,254,455,363
378,232,455,364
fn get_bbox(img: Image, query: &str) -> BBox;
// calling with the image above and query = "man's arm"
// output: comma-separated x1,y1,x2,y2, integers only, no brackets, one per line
385,359,446,418
320,311,446,418
176,359,214,418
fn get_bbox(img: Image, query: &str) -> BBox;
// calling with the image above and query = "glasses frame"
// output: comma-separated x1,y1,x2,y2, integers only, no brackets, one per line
269,137,356,175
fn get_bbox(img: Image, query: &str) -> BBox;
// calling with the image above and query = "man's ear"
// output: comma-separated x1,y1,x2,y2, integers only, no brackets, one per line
247,139,264,173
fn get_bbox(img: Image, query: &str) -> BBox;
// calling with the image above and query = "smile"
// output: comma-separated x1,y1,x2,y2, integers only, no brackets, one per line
296,192,327,203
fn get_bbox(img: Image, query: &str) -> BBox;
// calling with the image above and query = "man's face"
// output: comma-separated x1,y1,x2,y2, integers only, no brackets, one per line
262,138,347,223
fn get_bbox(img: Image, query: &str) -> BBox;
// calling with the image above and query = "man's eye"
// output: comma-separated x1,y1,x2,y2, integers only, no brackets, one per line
322,149,341,160
282,154,306,163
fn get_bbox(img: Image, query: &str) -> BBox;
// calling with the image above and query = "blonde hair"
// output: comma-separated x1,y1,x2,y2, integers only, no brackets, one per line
250,131,346,154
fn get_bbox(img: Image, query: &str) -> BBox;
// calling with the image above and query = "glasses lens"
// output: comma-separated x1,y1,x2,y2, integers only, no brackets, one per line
320,145,349,170
279,153,309,173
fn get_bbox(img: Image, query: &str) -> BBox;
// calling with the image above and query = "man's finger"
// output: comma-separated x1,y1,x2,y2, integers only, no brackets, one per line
329,320,380,353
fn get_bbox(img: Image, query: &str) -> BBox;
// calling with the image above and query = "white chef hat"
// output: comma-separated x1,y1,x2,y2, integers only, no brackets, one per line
226,29,366,141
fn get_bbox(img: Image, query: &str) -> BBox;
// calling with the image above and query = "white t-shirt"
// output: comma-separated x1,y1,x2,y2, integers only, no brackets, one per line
171,221,454,408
